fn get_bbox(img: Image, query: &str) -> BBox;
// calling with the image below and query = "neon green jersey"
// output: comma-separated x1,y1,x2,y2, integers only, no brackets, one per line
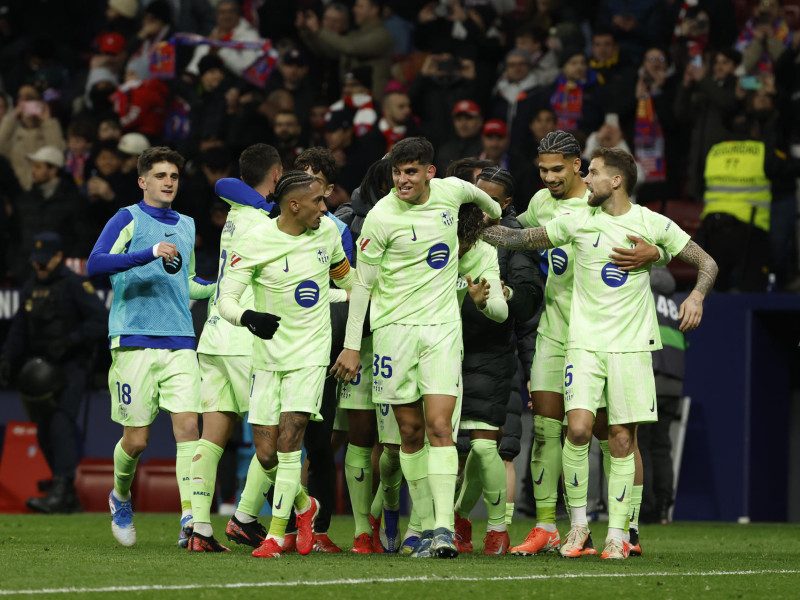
357,177,501,329
545,203,690,352
524,188,592,344
225,216,346,370
197,204,271,356
456,240,501,306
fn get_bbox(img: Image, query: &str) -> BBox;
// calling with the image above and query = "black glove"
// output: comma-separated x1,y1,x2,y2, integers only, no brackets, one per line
241,310,281,340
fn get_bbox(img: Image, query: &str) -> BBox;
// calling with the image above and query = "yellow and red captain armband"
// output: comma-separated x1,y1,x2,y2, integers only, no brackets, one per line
329,257,351,280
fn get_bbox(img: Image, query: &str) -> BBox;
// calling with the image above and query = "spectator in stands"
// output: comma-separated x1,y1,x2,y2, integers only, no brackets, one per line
125,0,174,81
85,140,134,219
435,99,484,174
168,0,215,37
736,0,792,75
76,67,119,126
479,119,511,169
327,67,379,139
176,54,230,159
324,108,384,195
11,147,91,281
97,117,122,142
116,132,150,176
0,85,66,191
490,49,542,148
111,71,170,142
298,0,395,99
0,232,108,515
64,120,95,189
186,0,260,78
514,24,559,88
596,0,664,64
105,0,140,40
273,111,306,170
266,49,315,135
674,47,741,200
367,89,420,153
588,28,638,130
510,107,557,212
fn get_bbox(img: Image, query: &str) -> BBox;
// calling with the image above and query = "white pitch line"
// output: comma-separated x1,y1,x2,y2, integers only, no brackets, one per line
1,570,799,596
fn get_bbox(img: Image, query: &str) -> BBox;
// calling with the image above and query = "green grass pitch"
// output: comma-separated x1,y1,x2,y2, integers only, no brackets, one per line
1,515,799,599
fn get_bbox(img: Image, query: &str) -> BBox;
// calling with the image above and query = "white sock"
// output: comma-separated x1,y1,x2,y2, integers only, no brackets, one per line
112,489,130,502
487,523,507,532
235,510,256,523
536,522,558,533
607,527,624,543
571,505,588,527
193,522,212,536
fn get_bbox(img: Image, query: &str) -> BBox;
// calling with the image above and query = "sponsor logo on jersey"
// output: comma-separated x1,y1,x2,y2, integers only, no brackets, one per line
601,262,628,287
441,210,454,227
316,248,330,264
359,238,371,252
550,248,568,275
426,243,450,269
230,253,242,267
163,251,183,274
294,280,320,307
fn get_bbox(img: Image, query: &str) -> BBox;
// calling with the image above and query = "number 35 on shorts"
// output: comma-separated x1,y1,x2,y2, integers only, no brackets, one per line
563,365,574,402
372,355,393,378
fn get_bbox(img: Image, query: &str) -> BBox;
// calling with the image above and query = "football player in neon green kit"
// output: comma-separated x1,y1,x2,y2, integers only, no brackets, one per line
218,171,354,558
330,137,502,558
481,146,718,559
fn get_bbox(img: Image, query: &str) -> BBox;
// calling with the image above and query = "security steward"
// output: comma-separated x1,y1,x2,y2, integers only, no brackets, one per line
0,232,107,513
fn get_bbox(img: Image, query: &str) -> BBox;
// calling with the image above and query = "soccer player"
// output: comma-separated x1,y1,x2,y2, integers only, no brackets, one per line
330,137,502,558
86,147,216,547
217,171,354,558
481,147,718,559
188,143,282,552
505,131,665,556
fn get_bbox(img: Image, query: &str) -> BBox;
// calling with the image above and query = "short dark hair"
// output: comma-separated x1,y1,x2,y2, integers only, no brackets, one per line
357,158,394,206
445,157,493,183
590,147,638,195
137,146,185,176
457,203,486,250
294,147,339,185
516,24,547,45
388,137,434,168
239,143,281,188
592,26,617,42
67,119,95,142
275,170,315,203
538,130,581,160
476,166,515,200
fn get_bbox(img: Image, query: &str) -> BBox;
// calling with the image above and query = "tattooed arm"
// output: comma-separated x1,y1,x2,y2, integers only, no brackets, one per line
674,240,719,332
480,225,555,250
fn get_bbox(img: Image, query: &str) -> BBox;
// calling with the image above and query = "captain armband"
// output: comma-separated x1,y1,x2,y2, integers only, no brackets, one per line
329,257,351,280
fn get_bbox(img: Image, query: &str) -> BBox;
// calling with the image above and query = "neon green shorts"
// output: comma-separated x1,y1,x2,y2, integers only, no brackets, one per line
249,366,325,426
198,354,252,418
109,347,200,427
531,334,567,394
459,419,498,431
339,337,374,411
372,321,462,404
563,349,657,426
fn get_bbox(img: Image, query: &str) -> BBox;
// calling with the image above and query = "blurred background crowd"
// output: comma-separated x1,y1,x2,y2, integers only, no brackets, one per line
1,0,799,293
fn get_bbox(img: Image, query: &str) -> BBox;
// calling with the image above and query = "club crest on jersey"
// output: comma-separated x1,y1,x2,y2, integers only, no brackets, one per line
441,210,454,227
426,243,450,269
601,263,628,288
550,248,568,275
456,275,468,290
316,248,330,264
295,280,320,307
222,220,235,236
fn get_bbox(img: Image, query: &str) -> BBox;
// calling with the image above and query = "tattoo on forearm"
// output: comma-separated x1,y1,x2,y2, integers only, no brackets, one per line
481,225,553,250
676,241,718,296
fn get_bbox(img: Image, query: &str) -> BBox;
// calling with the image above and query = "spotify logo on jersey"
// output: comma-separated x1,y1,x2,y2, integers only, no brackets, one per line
295,280,320,307
426,243,450,269
550,248,568,275
163,252,183,275
601,263,628,287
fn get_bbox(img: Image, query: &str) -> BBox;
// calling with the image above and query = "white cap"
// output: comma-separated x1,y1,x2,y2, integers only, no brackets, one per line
27,146,64,168
117,133,150,156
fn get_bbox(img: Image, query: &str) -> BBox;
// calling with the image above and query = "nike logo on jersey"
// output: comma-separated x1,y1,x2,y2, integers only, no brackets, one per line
283,257,289,272
355,468,365,482
411,225,417,241
650,397,655,412
534,469,544,485
165,232,177,237
592,233,600,247
615,485,627,502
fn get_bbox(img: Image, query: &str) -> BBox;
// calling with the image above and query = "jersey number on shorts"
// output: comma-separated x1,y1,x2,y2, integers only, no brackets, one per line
116,382,132,405
214,249,227,306
564,365,573,388
373,355,393,378
352,365,363,386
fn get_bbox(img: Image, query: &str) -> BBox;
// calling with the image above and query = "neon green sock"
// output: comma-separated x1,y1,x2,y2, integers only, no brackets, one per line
454,447,481,517
237,454,276,517
268,516,288,541
345,444,373,536
469,438,506,527
428,445,458,531
408,503,422,534
272,451,301,521
370,483,383,520
562,439,589,511
608,453,635,530
400,446,434,531
294,485,310,512
599,439,611,484
505,502,514,526
175,441,197,513
630,484,643,531
189,439,224,524
379,446,402,509
532,415,562,526
113,440,139,498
